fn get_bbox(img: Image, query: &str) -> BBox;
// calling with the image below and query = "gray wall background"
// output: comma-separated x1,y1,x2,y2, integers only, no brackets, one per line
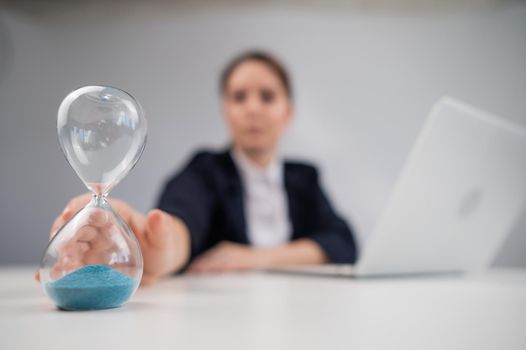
0,0,525,266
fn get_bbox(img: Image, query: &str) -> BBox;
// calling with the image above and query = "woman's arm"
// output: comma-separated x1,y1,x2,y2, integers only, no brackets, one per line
263,239,328,266
187,239,328,273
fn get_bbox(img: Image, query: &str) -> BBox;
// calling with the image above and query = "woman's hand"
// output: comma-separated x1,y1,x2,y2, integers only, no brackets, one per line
140,209,190,282
35,193,190,286
187,241,271,273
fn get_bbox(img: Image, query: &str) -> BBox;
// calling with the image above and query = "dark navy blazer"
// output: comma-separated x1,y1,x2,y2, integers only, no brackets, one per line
156,148,358,264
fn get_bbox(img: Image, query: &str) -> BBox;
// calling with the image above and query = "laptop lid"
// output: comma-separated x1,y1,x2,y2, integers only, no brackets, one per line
355,97,526,276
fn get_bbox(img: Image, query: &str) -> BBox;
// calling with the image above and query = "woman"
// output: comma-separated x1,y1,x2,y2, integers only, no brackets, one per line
37,51,358,285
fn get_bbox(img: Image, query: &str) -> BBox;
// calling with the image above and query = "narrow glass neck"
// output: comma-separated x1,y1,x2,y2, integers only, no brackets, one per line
88,193,109,208
86,182,112,197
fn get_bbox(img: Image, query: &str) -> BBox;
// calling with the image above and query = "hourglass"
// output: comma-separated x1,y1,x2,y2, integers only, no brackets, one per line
39,86,147,310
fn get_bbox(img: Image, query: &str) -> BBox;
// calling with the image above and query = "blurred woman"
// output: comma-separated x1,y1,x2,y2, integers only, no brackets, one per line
38,51,357,285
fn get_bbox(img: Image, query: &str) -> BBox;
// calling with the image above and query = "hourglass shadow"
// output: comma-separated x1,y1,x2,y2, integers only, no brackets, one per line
53,300,154,312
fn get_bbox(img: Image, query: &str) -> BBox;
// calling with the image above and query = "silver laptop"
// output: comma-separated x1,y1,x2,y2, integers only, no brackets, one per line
269,96,526,277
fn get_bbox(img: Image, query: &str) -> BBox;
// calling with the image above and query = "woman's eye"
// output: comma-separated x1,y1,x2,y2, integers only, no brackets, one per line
260,89,275,104
232,90,246,103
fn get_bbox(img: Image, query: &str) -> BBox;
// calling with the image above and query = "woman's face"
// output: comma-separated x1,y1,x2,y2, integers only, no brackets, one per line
223,60,292,155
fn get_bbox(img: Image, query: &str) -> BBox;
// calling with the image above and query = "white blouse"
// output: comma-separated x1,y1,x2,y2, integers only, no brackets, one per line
231,149,292,247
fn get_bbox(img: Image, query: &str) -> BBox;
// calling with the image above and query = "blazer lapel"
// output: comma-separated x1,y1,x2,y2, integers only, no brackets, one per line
218,150,249,244
284,163,303,240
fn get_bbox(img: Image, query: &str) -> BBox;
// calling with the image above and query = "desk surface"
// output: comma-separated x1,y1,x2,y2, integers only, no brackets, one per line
0,267,525,350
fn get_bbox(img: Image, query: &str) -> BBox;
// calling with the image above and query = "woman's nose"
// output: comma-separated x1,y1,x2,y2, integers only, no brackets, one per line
245,94,264,115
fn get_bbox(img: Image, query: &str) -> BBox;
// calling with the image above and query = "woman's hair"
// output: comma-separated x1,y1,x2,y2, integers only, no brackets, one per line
219,50,293,99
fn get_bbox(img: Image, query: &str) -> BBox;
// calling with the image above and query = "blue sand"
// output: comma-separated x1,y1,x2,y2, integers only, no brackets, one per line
45,264,136,311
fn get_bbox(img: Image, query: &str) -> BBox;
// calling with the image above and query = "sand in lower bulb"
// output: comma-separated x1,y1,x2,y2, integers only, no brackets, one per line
45,264,136,310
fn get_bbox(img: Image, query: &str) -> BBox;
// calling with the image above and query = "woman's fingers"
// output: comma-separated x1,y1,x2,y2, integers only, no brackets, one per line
75,225,99,253
139,274,158,287
48,193,92,239
40,195,150,284
49,208,74,239
86,207,110,228
49,194,143,242
66,193,92,212
144,209,176,250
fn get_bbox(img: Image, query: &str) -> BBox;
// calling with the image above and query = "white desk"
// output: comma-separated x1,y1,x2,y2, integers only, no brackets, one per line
0,267,525,350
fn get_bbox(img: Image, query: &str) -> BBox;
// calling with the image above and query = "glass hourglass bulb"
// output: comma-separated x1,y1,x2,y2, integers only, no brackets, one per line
39,86,147,310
